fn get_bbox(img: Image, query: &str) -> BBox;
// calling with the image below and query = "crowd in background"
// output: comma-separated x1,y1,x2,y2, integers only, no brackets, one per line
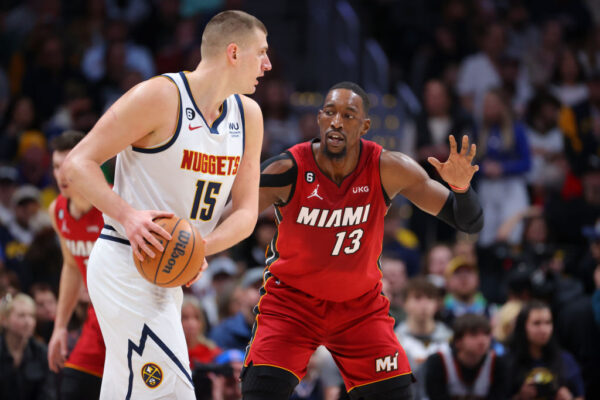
0,1,600,399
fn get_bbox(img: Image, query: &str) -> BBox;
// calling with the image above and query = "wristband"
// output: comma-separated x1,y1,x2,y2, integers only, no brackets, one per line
448,183,470,192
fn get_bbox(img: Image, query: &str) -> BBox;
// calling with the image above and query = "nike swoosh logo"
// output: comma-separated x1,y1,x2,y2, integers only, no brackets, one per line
189,124,202,131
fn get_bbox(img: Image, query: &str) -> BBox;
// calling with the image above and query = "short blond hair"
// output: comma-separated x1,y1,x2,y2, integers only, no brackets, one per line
0,293,35,328
200,10,267,59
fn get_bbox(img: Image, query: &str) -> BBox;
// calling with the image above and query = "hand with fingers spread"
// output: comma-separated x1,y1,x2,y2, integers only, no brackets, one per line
428,135,479,192
121,209,174,261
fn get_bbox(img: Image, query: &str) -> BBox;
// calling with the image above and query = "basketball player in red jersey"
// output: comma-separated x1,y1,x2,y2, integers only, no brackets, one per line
47,130,105,399
241,82,483,400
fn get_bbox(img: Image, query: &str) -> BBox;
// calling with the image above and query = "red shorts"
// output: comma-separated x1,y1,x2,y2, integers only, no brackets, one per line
243,273,412,393
65,305,105,377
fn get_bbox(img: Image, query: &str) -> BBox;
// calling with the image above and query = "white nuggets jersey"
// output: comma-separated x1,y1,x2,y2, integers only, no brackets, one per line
88,72,245,399
105,71,245,237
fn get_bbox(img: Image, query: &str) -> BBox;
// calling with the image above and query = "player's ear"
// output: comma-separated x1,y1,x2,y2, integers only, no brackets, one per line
226,43,239,64
360,118,371,137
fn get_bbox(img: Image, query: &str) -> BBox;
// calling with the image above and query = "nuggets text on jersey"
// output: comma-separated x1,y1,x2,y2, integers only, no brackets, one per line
180,149,240,176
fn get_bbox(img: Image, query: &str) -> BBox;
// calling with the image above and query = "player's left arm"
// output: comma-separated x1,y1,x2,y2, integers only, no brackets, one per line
202,96,263,256
381,135,483,234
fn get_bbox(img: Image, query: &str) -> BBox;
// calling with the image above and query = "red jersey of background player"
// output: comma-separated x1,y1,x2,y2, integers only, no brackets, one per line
266,139,388,302
54,194,105,376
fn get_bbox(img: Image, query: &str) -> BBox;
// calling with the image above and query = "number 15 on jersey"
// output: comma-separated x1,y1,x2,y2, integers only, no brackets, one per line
190,180,221,221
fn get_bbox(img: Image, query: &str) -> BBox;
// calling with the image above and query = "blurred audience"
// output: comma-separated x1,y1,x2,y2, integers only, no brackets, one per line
0,292,56,399
508,301,584,400
424,313,508,400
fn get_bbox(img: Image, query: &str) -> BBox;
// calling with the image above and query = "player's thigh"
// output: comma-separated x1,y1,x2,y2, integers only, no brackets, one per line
88,240,194,399
326,290,412,395
244,277,322,380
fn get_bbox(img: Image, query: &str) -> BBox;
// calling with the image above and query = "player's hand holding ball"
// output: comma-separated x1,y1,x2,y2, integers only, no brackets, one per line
129,213,206,288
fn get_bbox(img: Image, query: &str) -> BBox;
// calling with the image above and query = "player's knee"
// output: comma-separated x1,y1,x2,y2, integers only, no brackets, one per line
349,375,413,400
241,364,298,400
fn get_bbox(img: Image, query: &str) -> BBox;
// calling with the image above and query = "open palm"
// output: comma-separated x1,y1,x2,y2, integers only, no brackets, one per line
427,135,479,191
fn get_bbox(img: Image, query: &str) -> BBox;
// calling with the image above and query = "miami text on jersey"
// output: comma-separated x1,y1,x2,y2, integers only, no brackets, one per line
296,205,371,228
65,239,95,257
180,149,240,176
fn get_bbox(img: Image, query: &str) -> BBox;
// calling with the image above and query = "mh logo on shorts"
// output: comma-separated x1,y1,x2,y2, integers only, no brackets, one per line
375,351,399,373
141,362,163,388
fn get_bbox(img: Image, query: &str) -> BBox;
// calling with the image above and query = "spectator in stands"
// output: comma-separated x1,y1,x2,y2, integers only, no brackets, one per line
424,313,508,400
0,185,49,289
0,96,38,162
0,292,56,399
380,255,407,323
475,88,531,246
422,242,453,290
557,265,600,399
395,277,452,399
559,70,600,176
29,282,56,344
407,80,474,245
441,257,491,326
550,48,589,107
182,294,221,368
525,91,568,202
508,300,585,400
81,18,155,83
0,166,18,226
209,349,244,400
456,22,529,120
208,268,262,351
523,19,564,88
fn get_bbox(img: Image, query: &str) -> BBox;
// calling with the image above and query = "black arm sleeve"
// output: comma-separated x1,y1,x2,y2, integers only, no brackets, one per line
436,187,484,234
259,153,297,187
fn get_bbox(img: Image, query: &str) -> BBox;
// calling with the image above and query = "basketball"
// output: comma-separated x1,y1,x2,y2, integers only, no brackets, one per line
133,216,205,288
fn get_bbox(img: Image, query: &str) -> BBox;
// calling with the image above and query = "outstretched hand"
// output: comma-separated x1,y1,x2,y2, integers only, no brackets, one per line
428,135,479,192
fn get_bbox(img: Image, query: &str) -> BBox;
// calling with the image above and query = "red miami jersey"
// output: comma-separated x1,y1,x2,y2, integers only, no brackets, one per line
54,195,103,288
54,194,105,377
267,139,389,302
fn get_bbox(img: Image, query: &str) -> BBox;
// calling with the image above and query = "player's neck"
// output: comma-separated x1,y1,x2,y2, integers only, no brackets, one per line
68,195,93,219
313,142,361,186
186,64,232,126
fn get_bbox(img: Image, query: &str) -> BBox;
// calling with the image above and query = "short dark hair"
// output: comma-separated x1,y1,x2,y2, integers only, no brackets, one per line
402,277,439,302
328,81,370,114
452,313,491,343
50,130,85,152
201,10,267,59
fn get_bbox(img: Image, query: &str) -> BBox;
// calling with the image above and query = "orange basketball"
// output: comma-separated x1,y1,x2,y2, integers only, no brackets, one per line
133,216,205,288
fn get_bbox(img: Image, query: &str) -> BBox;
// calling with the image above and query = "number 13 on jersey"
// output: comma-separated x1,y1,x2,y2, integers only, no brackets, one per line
331,228,364,256
190,180,222,221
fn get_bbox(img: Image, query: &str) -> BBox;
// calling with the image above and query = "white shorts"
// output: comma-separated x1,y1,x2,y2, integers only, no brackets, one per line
88,230,195,399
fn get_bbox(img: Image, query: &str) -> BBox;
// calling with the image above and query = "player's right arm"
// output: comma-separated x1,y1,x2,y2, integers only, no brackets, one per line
47,199,83,372
61,78,176,260
258,153,296,212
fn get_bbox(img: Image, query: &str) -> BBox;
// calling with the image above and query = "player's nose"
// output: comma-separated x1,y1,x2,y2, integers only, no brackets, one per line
263,56,272,71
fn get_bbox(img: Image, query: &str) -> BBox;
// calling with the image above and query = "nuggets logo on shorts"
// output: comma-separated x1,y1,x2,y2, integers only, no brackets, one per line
141,362,163,388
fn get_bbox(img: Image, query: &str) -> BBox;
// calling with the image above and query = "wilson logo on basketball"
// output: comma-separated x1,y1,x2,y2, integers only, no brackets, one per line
162,230,191,274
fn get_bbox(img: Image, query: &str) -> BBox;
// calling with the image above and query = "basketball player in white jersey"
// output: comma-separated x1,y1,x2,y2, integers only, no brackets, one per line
61,10,271,399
